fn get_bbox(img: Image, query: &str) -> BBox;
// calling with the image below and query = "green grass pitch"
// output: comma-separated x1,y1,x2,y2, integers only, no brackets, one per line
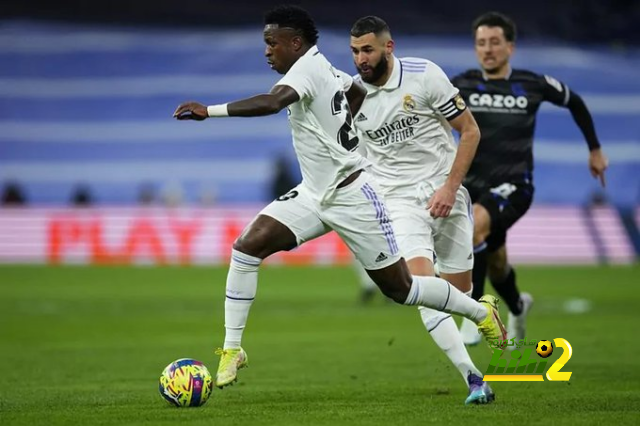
1,265,639,425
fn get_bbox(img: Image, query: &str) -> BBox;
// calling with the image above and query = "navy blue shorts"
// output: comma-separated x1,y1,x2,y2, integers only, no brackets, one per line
468,183,534,252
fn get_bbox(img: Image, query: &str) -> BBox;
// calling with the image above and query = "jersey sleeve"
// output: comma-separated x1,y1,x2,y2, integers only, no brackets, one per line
423,61,467,121
274,57,317,100
333,68,354,92
449,73,462,87
540,74,571,107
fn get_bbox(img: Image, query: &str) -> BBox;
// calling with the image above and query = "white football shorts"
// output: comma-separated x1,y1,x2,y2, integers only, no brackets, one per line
259,170,401,270
385,183,474,274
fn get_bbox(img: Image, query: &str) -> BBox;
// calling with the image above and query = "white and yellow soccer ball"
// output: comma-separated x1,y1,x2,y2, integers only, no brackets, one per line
159,358,213,407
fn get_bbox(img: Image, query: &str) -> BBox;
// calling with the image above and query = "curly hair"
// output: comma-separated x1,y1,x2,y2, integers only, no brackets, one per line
264,5,319,45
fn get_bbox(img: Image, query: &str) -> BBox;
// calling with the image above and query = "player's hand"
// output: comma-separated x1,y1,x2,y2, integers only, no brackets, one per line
427,185,456,218
173,102,208,121
588,148,608,187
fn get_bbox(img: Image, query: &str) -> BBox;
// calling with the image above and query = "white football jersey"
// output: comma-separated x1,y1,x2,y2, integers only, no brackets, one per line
353,56,467,198
274,46,369,204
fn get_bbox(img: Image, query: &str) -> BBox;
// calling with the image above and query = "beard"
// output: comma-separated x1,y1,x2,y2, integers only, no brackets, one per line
482,57,508,75
483,65,501,75
357,55,389,84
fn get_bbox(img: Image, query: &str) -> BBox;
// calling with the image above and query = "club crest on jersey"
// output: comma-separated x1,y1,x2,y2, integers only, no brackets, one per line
454,94,466,110
403,95,416,112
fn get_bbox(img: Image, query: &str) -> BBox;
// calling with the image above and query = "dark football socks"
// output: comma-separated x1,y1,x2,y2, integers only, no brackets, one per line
471,243,488,301
490,266,523,315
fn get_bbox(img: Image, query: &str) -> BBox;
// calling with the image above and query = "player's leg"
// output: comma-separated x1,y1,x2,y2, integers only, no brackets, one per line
487,244,519,313
416,264,493,404
326,172,506,346
365,259,479,316
429,188,494,404
217,187,328,387
365,259,505,347
408,257,482,382
471,202,492,301
222,214,296,348
389,195,486,397
460,202,492,345
216,214,295,387
406,256,436,276
484,183,535,346
461,185,515,345
487,244,533,346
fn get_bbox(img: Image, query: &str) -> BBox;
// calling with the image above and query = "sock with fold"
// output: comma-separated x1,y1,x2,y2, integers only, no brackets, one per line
405,275,487,323
419,304,484,384
223,249,262,349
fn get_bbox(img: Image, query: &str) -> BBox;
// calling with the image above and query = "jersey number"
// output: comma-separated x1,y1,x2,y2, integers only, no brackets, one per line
331,91,359,152
276,190,299,202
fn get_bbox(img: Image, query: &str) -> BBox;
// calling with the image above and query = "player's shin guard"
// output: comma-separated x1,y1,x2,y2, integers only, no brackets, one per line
419,306,483,383
490,266,522,315
405,276,486,323
471,243,488,301
223,249,261,349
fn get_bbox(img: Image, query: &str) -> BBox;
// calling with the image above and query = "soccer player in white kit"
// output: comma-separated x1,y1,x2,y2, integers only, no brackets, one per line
173,5,506,392
348,16,494,404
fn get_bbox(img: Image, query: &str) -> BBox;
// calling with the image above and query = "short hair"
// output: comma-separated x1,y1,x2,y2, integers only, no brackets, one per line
350,16,390,38
264,5,319,45
472,12,517,42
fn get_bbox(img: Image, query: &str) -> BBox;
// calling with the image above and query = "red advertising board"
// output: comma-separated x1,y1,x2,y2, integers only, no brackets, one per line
0,206,634,265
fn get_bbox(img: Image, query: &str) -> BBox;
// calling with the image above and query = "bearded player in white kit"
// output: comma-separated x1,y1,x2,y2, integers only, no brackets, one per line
348,16,495,404
173,5,506,394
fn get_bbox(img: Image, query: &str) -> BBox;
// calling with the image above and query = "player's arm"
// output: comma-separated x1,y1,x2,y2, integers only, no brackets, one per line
541,75,608,186
444,109,481,191
566,91,608,186
333,68,367,116
442,73,479,190
443,75,480,191
428,108,480,218
172,85,300,120
422,61,480,218
345,80,367,116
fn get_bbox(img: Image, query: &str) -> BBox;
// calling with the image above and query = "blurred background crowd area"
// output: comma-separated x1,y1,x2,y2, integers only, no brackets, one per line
4,0,640,44
0,1,638,263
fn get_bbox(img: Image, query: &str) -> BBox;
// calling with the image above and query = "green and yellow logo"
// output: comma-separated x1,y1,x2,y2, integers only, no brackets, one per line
484,338,573,382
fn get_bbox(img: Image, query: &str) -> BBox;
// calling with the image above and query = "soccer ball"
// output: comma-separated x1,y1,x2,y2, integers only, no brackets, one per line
536,340,554,358
159,358,213,407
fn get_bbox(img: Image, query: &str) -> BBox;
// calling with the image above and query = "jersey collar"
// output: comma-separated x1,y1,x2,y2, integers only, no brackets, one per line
482,66,512,81
305,45,319,57
360,56,402,93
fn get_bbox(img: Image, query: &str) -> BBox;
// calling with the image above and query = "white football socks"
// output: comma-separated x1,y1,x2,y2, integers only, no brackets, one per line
223,249,261,349
417,286,483,385
405,275,487,323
